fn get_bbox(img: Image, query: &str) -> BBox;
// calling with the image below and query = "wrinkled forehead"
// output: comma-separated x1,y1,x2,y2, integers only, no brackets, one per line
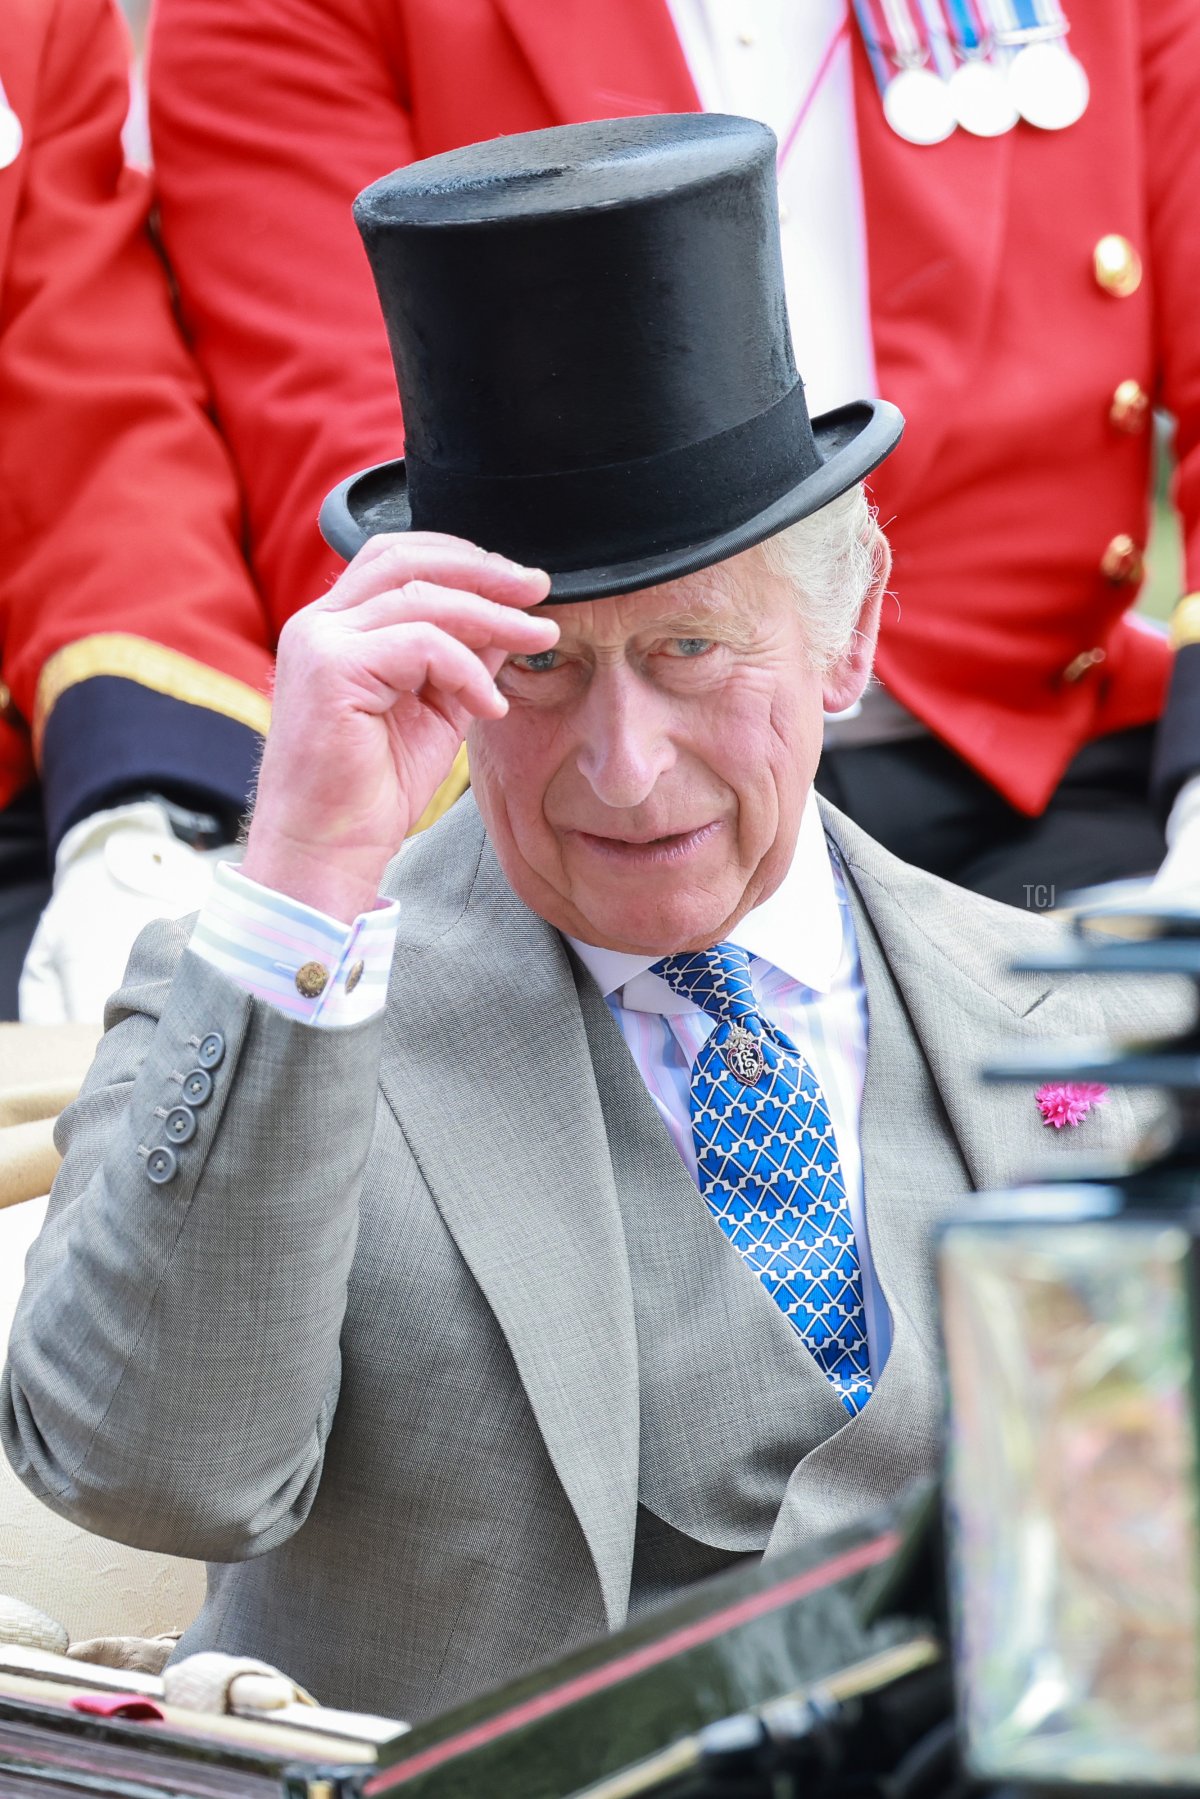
538,550,774,648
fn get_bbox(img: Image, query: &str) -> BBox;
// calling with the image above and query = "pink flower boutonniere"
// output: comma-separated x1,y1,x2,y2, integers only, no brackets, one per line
1036,1081,1109,1129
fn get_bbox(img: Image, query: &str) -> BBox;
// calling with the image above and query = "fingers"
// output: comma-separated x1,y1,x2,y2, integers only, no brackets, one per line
323,534,551,615
353,620,514,723
348,581,559,654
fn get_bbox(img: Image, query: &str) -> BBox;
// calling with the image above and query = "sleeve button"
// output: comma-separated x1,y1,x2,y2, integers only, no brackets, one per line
182,1068,213,1107
198,1031,226,1070
164,1105,198,1144
345,959,365,994
146,1146,178,1185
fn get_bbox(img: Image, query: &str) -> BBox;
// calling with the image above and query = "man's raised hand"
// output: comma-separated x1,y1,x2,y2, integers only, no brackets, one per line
241,534,554,921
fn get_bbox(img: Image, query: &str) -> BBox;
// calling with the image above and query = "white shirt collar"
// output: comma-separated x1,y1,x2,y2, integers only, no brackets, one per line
566,795,842,1013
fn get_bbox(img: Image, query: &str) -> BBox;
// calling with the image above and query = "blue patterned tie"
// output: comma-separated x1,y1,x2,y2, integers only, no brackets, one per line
651,944,871,1416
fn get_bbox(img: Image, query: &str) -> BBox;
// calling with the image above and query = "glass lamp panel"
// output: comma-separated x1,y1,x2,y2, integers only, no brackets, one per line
942,1211,1200,1783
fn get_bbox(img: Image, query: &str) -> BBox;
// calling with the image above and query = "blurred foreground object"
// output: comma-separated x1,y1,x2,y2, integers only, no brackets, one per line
0,1499,940,1797
943,883,1200,1784
0,1641,405,1797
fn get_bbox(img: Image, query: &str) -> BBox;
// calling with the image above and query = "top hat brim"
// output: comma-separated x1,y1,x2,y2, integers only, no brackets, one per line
319,397,903,603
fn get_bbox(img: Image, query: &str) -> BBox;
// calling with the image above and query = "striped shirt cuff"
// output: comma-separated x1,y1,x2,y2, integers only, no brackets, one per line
188,862,397,1027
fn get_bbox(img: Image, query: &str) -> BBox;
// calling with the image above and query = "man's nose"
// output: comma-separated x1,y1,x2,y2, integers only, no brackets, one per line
574,665,675,808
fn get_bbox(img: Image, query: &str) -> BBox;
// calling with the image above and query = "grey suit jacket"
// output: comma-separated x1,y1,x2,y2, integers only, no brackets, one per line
1,797,1187,1719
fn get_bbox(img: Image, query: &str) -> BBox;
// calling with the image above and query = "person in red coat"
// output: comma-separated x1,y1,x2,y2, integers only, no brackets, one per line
0,0,280,1021
146,0,1200,907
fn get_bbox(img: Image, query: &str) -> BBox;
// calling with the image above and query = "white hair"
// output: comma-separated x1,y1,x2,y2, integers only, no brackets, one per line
758,484,887,670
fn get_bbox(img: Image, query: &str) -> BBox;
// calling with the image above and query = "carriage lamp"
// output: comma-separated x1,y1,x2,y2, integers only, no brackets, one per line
941,887,1200,1788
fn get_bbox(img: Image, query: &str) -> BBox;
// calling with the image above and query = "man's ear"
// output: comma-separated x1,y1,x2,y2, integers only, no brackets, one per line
821,529,891,715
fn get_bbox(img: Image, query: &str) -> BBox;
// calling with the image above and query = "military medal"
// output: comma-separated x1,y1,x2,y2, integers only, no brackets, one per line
853,0,1086,143
856,0,956,145
978,0,1090,129
883,0,957,146
883,65,956,144
0,78,22,170
942,0,1019,134
1006,37,1089,129
722,1024,766,1086
948,58,1018,134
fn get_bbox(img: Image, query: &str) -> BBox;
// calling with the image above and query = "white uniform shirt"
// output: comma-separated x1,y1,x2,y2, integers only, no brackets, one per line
665,0,875,414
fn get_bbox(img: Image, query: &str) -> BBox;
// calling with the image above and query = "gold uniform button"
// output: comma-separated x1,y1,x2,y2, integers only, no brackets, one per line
295,960,330,998
345,959,365,994
1063,647,1107,684
1093,234,1142,298
1109,377,1151,434
1099,532,1144,585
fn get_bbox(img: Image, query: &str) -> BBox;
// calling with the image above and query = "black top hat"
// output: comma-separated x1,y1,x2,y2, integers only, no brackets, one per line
320,113,903,602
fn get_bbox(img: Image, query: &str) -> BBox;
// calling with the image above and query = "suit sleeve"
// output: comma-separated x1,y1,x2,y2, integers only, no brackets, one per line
1142,0,1200,812
0,918,383,1560
148,0,414,635
0,0,277,849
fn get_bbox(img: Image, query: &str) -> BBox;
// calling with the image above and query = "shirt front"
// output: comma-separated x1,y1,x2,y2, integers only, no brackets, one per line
568,796,893,1375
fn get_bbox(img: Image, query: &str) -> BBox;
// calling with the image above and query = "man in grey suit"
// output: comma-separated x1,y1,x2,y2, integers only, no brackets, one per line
1,115,1180,1721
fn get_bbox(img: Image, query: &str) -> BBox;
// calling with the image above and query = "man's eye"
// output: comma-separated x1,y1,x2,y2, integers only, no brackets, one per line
668,637,713,658
511,650,562,673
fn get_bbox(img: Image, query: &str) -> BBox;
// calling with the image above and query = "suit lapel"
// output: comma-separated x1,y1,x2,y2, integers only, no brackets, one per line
850,28,1013,521
821,802,1152,1195
766,869,971,1552
378,805,639,1630
769,801,1161,1554
492,0,699,123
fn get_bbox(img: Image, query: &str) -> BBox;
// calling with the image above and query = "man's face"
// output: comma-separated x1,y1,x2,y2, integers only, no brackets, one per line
469,542,880,953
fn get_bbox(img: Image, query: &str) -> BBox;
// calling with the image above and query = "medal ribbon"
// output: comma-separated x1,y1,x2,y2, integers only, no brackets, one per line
978,0,1069,45
858,0,1081,133
853,0,957,85
851,0,895,95
879,0,927,66
941,0,989,55
915,0,959,76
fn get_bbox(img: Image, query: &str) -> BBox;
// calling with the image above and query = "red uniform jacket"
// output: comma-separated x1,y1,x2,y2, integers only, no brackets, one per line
149,0,1200,816
0,0,273,848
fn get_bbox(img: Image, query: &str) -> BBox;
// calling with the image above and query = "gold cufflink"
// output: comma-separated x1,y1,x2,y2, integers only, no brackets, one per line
295,961,330,998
